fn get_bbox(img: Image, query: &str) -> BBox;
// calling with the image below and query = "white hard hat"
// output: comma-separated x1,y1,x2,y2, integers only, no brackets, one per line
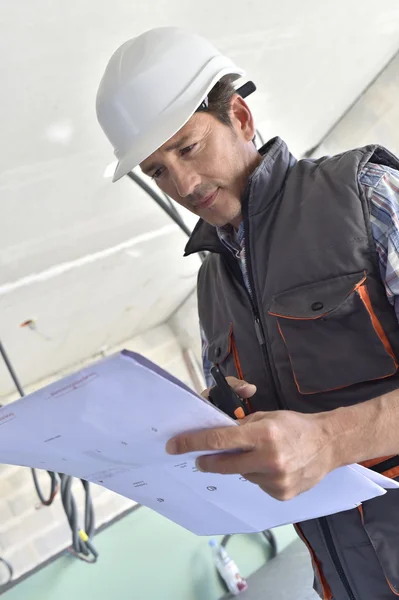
96,27,245,182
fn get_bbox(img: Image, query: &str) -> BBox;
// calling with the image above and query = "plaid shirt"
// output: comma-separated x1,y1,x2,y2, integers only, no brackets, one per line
201,163,399,387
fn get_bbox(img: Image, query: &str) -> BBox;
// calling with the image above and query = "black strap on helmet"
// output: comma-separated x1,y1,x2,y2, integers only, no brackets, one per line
196,80,256,112
236,80,256,99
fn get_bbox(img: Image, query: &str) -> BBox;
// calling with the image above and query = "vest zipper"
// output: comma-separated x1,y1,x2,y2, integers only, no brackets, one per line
253,313,285,408
242,221,285,410
254,316,265,345
319,517,357,600
223,250,283,409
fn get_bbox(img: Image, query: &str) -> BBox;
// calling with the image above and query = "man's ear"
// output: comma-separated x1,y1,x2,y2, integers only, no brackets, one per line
229,95,256,142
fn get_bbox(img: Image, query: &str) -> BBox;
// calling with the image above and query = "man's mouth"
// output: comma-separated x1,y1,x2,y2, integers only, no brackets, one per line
193,188,219,210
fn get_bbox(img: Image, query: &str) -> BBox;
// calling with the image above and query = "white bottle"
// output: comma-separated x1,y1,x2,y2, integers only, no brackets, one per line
209,538,248,596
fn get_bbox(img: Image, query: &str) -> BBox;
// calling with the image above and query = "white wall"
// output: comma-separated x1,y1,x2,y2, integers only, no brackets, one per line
168,289,206,394
311,52,399,157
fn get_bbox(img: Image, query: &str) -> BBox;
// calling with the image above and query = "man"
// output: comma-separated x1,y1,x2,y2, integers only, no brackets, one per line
97,27,399,599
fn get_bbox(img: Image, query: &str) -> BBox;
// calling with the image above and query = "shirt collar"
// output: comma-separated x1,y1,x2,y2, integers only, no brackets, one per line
217,222,245,255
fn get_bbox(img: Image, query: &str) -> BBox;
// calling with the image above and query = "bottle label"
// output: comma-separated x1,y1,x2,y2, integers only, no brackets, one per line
219,559,248,595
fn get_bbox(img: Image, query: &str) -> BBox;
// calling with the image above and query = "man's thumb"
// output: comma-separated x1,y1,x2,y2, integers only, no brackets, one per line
234,381,257,398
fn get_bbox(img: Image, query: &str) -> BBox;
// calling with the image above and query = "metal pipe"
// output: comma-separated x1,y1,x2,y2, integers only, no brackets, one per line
256,128,265,147
0,339,25,397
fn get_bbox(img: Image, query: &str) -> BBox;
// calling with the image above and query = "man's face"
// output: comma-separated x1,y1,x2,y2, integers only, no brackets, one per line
140,96,261,229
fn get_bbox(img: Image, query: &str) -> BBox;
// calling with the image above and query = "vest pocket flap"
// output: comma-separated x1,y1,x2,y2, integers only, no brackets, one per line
207,326,232,364
269,272,366,319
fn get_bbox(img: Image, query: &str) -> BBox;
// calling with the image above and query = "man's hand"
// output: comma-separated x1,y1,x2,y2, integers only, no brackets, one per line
166,384,340,500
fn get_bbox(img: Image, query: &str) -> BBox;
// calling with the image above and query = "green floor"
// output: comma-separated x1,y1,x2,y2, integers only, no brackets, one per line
3,507,296,600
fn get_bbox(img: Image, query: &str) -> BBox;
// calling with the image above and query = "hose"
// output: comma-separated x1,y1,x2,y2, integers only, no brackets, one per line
31,469,58,506
59,475,96,561
221,529,278,559
0,557,13,585
33,471,98,563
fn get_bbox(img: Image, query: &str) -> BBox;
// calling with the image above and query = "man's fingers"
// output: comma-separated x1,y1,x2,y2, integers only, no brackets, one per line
166,425,254,455
196,448,266,475
201,387,212,399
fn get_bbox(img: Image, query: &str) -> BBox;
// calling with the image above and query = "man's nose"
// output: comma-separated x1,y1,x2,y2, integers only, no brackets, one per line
171,165,201,198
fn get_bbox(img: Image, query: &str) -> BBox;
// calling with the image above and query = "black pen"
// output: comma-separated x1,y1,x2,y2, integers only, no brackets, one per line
209,366,249,420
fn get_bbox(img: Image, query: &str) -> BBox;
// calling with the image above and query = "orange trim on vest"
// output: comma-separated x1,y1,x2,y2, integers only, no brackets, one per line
360,457,399,479
226,323,233,355
277,321,305,395
229,326,244,380
379,466,399,479
269,276,368,321
294,524,333,600
361,456,393,469
228,324,253,413
387,579,399,596
356,283,398,367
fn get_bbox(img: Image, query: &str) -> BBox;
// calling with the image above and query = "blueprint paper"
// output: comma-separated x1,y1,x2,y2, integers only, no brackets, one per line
0,350,394,535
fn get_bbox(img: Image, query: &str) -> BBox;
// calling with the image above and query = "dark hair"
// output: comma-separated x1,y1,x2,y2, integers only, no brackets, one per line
203,75,237,127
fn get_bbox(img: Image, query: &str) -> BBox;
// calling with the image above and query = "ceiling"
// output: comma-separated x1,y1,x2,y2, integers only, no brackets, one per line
1,1,399,395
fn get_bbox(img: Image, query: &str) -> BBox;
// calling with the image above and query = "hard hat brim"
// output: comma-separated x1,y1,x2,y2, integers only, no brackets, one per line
112,56,245,182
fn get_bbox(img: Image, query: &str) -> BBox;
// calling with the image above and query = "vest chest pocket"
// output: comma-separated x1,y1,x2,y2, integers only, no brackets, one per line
268,272,398,395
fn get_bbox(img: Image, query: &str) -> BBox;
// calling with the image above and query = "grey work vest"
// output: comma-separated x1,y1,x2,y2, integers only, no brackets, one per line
185,138,399,599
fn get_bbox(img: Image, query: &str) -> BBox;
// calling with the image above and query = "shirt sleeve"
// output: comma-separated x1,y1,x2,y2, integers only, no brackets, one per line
200,323,214,389
361,163,399,323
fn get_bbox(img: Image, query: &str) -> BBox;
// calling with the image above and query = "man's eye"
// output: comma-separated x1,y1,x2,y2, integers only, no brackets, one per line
180,143,197,156
152,167,165,180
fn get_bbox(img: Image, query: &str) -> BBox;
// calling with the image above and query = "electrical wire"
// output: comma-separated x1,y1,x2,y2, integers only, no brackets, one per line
33,471,98,563
0,557,13,585
214,530,278,593
162,191,182,220
221,529,278,559
0,340,25,398
260,529,278,559
31,469,58,506
255,128,265,148
60,475,98,563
